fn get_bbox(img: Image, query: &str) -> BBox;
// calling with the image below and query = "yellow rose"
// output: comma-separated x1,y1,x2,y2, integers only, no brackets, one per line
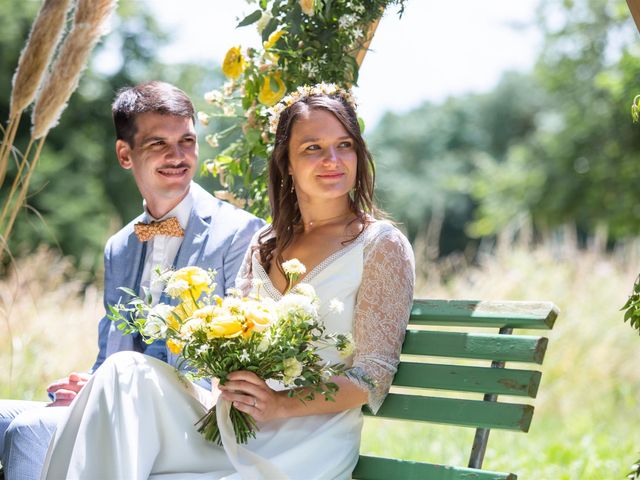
245,303,276,332
170,266,212,301
222,46,246,80
207,315,244,338
258,73,286,107
299,0,314,16
167,338,184,355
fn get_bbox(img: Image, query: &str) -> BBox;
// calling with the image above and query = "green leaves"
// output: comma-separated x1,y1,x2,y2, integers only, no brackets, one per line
621,275,640,334
237,9,262,27
261,16,278,41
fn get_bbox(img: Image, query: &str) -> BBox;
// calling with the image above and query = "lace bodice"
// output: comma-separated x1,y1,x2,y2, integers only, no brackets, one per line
235,220,415,413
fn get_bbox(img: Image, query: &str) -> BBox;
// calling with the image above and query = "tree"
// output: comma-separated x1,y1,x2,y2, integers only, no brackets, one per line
367,71,546,253
469,0,640,240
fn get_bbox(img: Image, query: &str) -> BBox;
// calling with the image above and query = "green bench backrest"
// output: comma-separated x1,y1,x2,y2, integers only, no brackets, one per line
354,299,558,480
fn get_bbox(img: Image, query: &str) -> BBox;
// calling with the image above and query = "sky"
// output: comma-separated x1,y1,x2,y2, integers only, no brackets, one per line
149,0,542,128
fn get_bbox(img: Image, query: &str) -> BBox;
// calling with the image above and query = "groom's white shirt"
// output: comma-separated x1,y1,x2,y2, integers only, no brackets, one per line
140,188,193,306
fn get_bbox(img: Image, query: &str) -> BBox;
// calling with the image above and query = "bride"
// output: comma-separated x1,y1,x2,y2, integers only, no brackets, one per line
41,84,415,480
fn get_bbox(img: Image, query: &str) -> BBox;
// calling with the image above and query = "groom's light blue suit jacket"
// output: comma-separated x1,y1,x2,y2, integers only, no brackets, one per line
91,182,264,373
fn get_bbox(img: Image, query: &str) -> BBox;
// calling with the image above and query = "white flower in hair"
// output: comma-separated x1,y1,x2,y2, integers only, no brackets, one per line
267,82,358,134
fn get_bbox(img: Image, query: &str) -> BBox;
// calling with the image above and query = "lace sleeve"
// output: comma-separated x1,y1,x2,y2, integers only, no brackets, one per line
345,224,415,413
234,228,266,296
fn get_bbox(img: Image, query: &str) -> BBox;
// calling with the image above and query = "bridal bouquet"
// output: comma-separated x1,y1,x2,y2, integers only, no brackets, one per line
108,260,351,445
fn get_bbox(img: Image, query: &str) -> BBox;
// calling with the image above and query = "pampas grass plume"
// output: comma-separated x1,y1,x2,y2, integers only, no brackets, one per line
31,0,117,139
9,0,73,118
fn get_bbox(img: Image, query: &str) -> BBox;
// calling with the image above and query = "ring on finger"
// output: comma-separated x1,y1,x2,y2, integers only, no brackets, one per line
252,398,257,407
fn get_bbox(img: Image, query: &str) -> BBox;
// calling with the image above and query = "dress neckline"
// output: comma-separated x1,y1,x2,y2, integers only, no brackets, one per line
255,232,367,299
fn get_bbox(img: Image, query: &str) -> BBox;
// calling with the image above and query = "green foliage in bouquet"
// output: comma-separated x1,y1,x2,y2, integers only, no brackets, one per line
108,263,353,445
199,0,406,217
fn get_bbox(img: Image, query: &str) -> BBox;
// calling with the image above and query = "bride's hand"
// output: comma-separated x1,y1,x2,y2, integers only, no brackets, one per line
218,371,283,422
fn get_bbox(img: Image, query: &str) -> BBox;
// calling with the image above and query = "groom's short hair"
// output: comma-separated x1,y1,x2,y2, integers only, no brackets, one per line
112,81,195,147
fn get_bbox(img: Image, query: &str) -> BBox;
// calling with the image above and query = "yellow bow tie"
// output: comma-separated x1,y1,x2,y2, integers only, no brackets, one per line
134,217,185,242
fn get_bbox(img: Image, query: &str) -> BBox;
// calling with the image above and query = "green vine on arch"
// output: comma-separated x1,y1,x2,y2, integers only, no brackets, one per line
199,0,406,218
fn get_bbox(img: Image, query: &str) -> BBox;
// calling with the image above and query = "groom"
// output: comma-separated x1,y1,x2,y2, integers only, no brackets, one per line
0,81,263,480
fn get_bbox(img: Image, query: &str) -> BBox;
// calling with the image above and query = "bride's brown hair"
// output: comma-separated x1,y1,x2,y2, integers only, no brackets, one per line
257,93,379,274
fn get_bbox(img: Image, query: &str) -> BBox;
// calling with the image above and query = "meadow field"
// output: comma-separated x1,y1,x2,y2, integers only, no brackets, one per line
1,237,639,479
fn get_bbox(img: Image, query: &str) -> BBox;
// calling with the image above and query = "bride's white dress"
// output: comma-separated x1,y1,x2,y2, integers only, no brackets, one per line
40,221,414,480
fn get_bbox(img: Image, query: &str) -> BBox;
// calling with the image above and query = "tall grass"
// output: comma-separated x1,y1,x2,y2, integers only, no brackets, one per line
0,248,99,399
0,238,638,478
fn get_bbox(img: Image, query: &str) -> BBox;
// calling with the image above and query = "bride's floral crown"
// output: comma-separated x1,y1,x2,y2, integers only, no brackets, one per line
267,82,358,134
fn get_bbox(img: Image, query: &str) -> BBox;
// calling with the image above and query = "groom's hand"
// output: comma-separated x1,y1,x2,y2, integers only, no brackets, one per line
46,372,91,407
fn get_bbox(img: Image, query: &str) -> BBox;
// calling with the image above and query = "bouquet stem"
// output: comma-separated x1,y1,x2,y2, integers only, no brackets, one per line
196,404,258,445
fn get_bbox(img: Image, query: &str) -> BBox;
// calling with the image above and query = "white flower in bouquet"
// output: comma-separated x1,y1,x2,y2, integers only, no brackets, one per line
142,304,172,338
245,301,277,332
277,293,319,320
222,296,244,313
227,287,243,298
291,282,316,300
181,316,206,340
282,258,306,279
165,278,190,297
283,357,303,384
257,332,271,353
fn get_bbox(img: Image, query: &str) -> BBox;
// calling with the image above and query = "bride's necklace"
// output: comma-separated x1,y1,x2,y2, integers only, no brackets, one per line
304,211,353,230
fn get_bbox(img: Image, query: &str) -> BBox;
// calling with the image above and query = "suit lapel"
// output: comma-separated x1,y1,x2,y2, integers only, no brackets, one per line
174,182,218,270
174,211,209,270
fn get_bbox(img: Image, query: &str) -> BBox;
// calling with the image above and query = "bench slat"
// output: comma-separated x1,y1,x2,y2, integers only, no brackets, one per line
354,455,516,480
367,393,534,432
402,330,548,364
393,362,542,397
410,299,558,330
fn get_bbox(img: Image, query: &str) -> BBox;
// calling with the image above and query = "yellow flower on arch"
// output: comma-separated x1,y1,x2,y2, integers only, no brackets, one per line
263,30,285,63
264,29,285,51
222,46,246,80
258,73,286,107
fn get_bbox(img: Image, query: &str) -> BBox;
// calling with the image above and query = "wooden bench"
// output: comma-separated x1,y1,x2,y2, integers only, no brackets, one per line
353,299,558,480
